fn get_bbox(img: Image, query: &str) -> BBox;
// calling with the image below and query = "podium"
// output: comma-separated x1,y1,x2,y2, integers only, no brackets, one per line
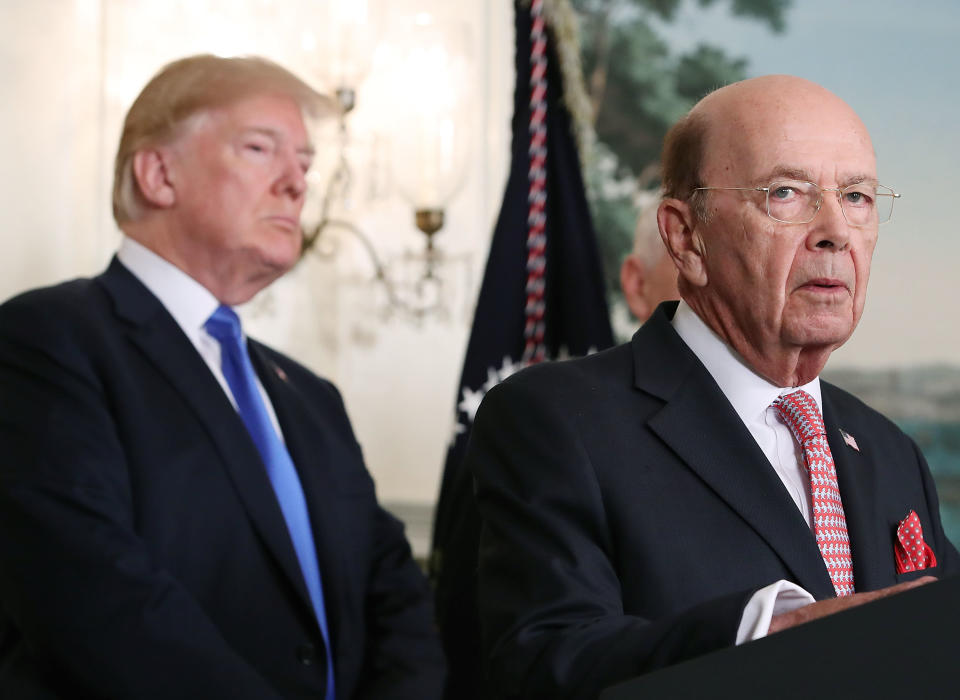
601,575,960,699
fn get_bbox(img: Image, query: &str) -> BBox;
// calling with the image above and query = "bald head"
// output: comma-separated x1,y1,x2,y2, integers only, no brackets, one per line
657,75,882,388
662,76,874,216
694,76,875,192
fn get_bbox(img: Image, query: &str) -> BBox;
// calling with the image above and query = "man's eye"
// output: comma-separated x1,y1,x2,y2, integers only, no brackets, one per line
844,189,874,207
772,186,797,200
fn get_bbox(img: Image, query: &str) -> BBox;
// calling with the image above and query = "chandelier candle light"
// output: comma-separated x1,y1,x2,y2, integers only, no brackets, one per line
302,6,473,319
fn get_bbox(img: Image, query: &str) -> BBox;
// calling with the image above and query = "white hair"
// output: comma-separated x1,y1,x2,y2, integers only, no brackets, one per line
630,193,667,267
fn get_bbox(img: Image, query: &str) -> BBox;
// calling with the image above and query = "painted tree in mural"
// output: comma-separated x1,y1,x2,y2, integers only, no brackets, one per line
570,0,791,325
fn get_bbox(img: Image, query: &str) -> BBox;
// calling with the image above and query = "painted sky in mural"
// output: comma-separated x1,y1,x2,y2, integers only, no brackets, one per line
655,0,959,370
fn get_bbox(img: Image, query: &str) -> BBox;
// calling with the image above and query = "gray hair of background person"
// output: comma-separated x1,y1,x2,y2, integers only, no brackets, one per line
630,197,665,270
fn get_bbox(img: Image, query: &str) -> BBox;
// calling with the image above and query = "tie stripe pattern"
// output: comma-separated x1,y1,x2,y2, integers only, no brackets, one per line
773,390,855,597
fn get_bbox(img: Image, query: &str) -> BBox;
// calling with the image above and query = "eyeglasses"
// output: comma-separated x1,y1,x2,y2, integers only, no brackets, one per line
692,180,901,227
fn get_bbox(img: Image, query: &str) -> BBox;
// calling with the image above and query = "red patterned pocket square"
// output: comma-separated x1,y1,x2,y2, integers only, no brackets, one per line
894,510,937,573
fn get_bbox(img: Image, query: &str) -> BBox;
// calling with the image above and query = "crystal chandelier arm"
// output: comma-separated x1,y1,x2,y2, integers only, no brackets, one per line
299,97,447,319
303,216,444,319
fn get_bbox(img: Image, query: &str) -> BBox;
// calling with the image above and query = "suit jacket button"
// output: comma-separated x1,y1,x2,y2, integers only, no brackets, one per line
296,643,317,666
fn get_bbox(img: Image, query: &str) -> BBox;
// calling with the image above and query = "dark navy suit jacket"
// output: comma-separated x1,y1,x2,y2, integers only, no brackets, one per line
469,302,959,699
0,258,444,699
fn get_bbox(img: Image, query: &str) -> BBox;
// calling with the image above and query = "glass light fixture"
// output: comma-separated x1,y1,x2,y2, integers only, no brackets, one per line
389,13,472,251
315,0,379,113
302,9,474,320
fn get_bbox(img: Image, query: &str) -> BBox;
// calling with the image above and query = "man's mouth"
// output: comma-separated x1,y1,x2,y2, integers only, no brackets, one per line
264,215,300,232
799,278,849,294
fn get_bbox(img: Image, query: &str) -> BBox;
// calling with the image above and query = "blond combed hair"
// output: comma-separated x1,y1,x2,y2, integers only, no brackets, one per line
112,54,333,225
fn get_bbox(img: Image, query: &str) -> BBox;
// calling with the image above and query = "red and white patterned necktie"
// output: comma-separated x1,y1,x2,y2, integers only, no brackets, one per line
773,390,855,597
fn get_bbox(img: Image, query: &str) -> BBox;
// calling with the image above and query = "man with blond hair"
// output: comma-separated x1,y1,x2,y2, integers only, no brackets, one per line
469,75,959,698
0,54,444,699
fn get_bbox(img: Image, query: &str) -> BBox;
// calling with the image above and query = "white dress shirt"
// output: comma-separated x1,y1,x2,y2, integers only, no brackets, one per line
116,237,284,438
671,301,817,641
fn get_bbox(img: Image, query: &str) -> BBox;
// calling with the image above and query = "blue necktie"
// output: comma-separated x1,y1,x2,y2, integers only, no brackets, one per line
205,306,335,699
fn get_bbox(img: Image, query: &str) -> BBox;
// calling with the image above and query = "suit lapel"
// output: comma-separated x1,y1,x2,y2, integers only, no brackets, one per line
96,259,316,618
823,388,888,591
637,305,836,598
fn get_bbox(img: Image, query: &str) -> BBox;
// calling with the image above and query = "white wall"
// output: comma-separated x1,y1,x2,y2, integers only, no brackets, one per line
0,0,514,508
0,0,107,292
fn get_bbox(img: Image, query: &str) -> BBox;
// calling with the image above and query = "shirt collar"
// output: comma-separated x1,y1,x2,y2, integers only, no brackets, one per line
671,300,822,424
116,237,221,342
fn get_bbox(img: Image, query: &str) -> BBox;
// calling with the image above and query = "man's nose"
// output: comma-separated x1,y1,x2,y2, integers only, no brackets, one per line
275,152,308,199
809,191,850,251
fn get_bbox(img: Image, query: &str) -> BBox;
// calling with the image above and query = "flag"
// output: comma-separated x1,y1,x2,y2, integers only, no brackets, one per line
429,2,614,696
841,428,860,452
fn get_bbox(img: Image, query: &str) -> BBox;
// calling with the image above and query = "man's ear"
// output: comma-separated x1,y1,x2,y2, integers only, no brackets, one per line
658,198,708,288
132,148,176,209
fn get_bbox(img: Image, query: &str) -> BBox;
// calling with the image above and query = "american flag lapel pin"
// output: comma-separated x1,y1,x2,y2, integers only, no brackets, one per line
839,428,860,452
273,364,289,382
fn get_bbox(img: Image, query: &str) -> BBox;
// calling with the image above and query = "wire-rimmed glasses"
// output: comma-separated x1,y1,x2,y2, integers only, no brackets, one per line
692,180,900,226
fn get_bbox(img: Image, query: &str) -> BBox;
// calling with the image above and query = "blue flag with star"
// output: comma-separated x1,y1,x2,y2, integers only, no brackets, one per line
429,3,614,697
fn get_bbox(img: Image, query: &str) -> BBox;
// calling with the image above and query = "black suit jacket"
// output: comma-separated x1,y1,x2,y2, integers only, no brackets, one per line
468,302,959,700
0,259,444,699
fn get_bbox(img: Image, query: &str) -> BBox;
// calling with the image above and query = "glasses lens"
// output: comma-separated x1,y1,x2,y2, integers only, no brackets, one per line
766,181,819,223
838,182,882,226
873,185,896,224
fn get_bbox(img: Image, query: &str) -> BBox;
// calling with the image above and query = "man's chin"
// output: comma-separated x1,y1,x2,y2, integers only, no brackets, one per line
260,243,302,275
218,256,296,306
783,315,856,350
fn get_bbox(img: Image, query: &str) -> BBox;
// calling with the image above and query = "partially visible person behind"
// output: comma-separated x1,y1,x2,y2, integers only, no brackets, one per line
619,194,680,323
0,54,444,700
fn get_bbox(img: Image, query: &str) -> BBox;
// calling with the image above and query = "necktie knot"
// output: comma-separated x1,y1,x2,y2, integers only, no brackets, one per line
773,389,825,445
204,305,243,344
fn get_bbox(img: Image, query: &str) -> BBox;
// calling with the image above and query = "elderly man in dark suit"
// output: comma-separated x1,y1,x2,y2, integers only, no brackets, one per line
0,55,444,699
469,74,959,699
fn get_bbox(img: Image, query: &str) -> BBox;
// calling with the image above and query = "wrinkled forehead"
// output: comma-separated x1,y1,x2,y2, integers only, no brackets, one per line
697,79,876,186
